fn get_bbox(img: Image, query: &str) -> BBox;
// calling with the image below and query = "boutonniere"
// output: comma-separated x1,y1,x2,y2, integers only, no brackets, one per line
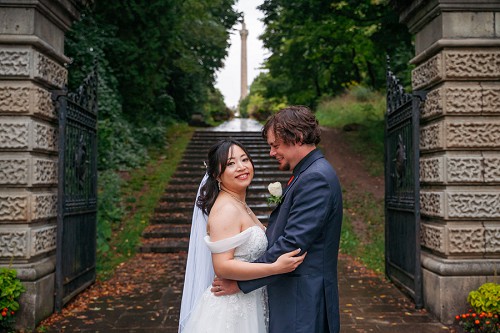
267,182,283,206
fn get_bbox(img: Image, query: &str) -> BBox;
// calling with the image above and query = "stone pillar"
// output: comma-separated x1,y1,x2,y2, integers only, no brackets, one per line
239,18,248,102
396,0,500,324
0,0,80,329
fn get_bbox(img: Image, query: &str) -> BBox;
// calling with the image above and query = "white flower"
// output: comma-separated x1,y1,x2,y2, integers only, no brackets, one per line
268,182,283,197
267,182,283,205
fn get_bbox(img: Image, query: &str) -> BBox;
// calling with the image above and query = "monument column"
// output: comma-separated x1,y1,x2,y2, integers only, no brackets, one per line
395,0,500,324
0,0,82,329
239,18,248,102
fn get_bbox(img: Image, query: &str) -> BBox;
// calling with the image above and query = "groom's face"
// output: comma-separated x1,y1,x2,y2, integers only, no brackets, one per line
266,128,299,172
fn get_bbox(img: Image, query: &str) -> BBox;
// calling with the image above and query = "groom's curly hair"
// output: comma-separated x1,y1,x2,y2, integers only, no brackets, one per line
262,105,321,145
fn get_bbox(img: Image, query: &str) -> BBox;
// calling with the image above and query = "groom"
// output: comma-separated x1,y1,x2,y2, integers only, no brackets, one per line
213,105,343,333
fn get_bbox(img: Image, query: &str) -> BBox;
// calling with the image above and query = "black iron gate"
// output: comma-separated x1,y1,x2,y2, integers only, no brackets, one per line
52,68,98,311
385,64,424,308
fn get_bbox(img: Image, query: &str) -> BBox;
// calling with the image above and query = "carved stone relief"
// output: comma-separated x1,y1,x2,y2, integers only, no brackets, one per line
420,191,444,217
420,122,443,151
413,51,500,90
422,85,490,120
32,193,57,220
33,158,57,185
483,87,500,113
447,121,500,148
33,122,57,152
446,51,500,79
422,190,500,219
420,222,445,253
0,84,56,120
0,158,28,185
485,227,500,253
31,226,57,256
420,156,443,183
448,192,500,218
34,87,56,119
447,156,484,183
0,49,30,77
421,153,500,184
0,195,28,221
448,227,484,254
0,122,29,149
0,86,30,113
421,222,500,255
412,53,442,90
445,86,483,114
35,52,67,88
421,88,443,120
484,155,500,182
0,230,27,257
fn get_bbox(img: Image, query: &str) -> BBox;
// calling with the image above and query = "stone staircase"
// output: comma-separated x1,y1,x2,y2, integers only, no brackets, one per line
139,129,290,253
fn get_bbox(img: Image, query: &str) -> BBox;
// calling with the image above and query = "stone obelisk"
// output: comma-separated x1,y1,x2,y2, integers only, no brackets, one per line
239,18,248,102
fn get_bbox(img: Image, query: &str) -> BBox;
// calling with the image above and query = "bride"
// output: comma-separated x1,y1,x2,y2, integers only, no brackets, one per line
178,138,305,333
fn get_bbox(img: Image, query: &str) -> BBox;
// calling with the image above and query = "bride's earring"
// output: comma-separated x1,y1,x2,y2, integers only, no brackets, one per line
217,180,221,191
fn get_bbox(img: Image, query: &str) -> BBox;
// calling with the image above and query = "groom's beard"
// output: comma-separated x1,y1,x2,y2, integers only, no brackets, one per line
278,160,291,171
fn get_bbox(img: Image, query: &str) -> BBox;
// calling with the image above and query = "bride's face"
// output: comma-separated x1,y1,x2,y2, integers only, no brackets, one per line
219,144,254,193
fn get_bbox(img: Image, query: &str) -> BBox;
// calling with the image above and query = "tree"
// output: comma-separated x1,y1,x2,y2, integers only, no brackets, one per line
65,0,240,169
258,0,413,107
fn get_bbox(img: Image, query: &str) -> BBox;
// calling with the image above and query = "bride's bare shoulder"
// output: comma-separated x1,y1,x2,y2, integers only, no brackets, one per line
207,197,241,239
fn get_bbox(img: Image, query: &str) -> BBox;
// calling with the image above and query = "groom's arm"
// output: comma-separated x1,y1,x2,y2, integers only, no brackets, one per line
238,172,332,293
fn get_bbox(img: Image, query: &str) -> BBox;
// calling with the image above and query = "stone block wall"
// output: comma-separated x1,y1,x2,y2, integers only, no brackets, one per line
397,0,500,324
0,0,80,329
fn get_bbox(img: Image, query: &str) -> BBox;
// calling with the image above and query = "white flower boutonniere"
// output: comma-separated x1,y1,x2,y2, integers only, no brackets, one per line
267,182,283,206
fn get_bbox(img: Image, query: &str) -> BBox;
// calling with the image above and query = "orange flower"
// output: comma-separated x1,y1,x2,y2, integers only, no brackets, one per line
475,319,480,325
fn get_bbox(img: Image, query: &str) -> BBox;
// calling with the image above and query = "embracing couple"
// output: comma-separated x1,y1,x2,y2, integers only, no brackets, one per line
179,106,343,333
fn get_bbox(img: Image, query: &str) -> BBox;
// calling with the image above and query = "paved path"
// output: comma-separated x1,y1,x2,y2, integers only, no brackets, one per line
39,252,455,333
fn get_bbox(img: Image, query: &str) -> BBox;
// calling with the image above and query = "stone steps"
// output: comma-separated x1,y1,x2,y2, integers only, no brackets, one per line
139,129,288,253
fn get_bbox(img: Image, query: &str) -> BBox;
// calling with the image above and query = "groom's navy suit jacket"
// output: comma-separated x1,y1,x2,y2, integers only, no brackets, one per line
239,149,343,333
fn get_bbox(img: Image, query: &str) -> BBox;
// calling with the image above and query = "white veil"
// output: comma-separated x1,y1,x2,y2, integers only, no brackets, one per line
178,174,214,333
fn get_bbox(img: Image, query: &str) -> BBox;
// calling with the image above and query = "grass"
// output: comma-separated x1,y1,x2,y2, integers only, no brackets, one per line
96,123,195,279
343,190,385,275
316,86,386,275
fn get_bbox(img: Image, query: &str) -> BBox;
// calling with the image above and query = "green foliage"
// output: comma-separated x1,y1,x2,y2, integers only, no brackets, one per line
96,170,125,264
0,267,25,330
339,212,360,255
340,189,385,275
65,0,240,172
204,88,233,123
316,86,385,176
240,72,288,121
97,118,149,170
97,124,194,279
90,0,239,123
257,0,413,106
468,283,500,314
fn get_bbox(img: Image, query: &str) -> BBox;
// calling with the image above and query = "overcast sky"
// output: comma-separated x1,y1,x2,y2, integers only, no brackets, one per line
215,0,266,109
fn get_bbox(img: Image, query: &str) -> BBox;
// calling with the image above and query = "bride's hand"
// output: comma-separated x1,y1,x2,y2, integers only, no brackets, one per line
274,249,306,273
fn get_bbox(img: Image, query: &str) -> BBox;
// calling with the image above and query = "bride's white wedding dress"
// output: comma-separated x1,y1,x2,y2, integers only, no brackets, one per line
182,225,269,333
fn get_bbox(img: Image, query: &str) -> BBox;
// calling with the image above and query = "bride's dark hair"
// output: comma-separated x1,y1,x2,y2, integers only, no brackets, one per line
196,138,254,215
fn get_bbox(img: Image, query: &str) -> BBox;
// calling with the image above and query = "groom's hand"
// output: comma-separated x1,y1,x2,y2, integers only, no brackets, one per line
211,277,240,296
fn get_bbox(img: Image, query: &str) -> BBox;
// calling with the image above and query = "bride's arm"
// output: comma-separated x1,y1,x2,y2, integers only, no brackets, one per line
212,248,303,281
208,204,304,281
